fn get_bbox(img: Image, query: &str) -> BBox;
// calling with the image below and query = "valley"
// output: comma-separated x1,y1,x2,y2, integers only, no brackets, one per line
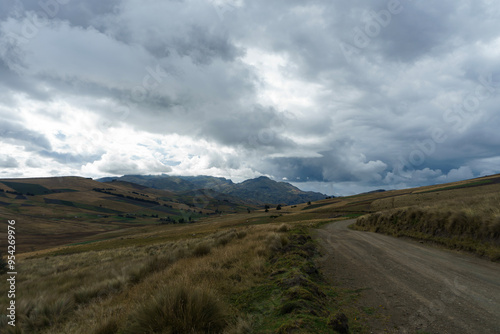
0,174,499,333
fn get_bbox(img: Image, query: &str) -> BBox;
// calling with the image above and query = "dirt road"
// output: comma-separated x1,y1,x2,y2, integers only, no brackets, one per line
315,219,500,334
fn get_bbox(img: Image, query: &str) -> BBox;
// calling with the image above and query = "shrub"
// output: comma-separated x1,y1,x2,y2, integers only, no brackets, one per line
125,284,227,334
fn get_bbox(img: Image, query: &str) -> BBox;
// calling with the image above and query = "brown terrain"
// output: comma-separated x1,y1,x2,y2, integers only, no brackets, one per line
316,219,500,334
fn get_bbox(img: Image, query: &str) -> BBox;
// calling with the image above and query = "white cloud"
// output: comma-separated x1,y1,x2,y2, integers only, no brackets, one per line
438,166,474,183
1,0,500,194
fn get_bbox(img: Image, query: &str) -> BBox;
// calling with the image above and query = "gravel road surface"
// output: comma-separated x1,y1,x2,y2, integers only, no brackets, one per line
315,219,500,334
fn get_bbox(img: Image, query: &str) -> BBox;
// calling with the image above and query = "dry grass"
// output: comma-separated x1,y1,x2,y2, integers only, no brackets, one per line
124,283,228,334
3,174,500,332
356,190,500,260
0,222,299,333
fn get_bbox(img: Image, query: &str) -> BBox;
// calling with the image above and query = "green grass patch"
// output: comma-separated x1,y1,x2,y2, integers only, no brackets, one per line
52,188,79,193
302,202,334,210
66,239,111,246
361,306,375,315
73,202,122,214
419,179,493,193
230,226,349,333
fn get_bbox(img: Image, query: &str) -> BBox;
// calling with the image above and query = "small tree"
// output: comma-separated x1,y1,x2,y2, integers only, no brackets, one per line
307,201,311,205
276,204,282,210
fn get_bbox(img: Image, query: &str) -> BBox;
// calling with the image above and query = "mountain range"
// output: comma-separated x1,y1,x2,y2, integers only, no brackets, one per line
98,175,328,205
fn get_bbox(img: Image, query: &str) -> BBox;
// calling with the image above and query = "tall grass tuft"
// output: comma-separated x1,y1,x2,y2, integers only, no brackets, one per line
223,316,254,334
93,317,119,334
73,278,123,304
20,296,75,332
276,223,290,232
193,243,212,257
129,255,173,284
125,284,228,334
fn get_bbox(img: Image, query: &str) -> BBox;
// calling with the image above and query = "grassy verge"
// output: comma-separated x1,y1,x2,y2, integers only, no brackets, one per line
354,202,500,261
231,224,348,333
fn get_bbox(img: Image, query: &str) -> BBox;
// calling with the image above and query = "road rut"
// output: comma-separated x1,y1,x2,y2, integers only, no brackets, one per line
315,219,500,333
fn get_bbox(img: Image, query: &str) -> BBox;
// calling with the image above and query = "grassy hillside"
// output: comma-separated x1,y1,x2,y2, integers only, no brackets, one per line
0,176,404,334
0,211,362,334
1,173,500,332
0,177,254,252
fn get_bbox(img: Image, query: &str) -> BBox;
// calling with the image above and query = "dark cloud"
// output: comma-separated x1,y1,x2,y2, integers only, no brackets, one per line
265,145,388,184
0,155,19,168
0,121,51,151
0,0,499,193
173,25,244,65
38,150,102,165
0,0,120,27
0,58,50,103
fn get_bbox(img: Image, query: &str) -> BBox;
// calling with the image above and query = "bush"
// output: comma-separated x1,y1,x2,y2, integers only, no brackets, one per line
125,284,227,334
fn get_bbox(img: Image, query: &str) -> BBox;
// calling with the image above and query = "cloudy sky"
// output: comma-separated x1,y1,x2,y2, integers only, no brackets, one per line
1,0,499,195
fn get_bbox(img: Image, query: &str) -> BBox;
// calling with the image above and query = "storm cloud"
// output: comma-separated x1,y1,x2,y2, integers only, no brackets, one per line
0,0,499,195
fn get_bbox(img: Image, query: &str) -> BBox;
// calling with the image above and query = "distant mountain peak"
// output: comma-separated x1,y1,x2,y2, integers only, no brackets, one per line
97,174,328,205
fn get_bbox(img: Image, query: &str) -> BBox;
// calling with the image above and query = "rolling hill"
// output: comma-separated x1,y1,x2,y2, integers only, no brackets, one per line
3,173,499,256
0,176,256,252
2,173,500,333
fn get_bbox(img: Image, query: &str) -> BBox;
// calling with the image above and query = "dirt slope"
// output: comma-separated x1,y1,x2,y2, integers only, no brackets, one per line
316,219,500,334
